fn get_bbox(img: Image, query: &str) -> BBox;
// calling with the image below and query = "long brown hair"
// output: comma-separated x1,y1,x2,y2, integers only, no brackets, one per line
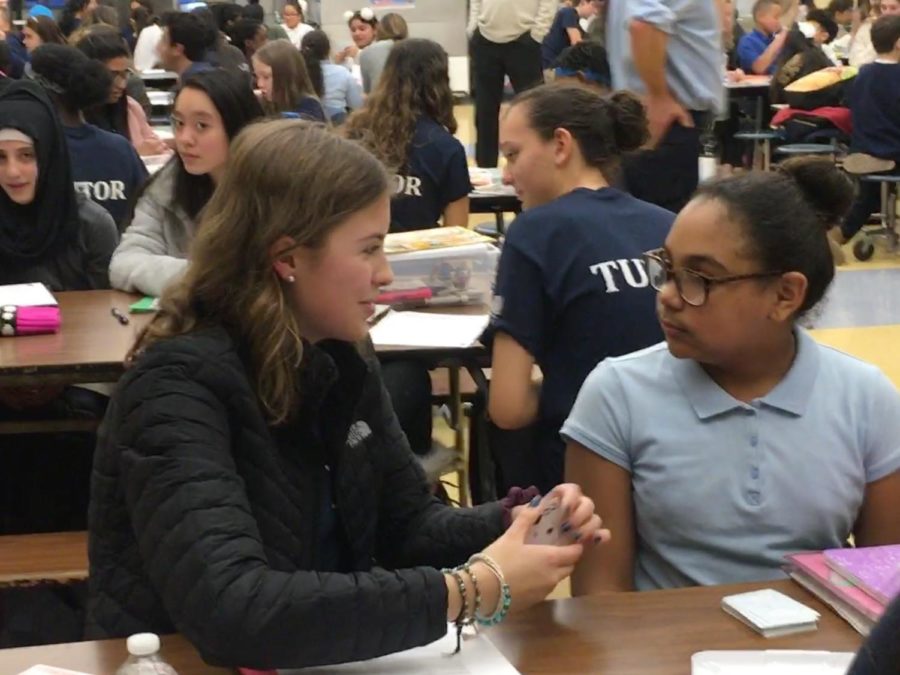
26,17,66,47
254,39,318,115
132,120,389,424
344,38,456,173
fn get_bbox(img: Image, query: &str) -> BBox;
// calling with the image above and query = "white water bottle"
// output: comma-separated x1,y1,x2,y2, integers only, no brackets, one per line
115,633,179,675
698,132,719,184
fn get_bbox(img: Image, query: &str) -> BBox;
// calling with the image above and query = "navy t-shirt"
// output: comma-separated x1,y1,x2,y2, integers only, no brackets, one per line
64,124,148,229
295,95,327,123
542,7,582,69
390,117,472,233
483,187,674,464
848,62,900,162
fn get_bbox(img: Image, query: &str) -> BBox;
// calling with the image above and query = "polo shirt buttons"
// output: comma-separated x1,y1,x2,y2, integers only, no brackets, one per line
750,435,759,447
751,466,759,479
747,490,761,505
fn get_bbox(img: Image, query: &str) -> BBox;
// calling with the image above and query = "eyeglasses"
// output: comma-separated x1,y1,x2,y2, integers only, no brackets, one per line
108,66,135,82
642,248,782,307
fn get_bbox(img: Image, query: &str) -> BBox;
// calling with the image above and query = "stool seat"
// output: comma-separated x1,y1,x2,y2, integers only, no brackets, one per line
860,174,900,183
775,143,837,155
734,131,780,140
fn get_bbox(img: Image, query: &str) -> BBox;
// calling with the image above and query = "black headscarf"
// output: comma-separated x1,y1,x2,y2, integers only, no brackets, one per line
0,80,80,262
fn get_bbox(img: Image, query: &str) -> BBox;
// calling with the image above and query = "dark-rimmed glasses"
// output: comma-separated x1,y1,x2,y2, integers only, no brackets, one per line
642,248,782,307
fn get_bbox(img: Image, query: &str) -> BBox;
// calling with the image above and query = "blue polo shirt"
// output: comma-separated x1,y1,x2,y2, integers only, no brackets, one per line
847,62,900,162
737,28,778,74
483,187,673,482
562,329,900,591
389,117,472,233
542,6,583,68
606,0,724,113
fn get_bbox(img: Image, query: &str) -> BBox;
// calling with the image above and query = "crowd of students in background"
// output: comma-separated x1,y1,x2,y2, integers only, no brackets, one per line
0,0,898,672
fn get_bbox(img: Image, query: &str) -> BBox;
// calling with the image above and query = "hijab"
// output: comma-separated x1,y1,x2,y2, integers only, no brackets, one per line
0,80,80,262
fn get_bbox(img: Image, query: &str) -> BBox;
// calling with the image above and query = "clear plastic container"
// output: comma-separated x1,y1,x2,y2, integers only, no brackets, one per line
115,633,179,675
383,243,500,306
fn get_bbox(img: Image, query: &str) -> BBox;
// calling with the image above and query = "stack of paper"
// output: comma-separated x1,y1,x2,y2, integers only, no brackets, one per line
369,311,488,349
692,650,855,675
721,589,820,638
0,283,57,307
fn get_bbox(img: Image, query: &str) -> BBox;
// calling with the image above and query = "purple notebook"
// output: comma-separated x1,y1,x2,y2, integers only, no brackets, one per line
824,545,900,605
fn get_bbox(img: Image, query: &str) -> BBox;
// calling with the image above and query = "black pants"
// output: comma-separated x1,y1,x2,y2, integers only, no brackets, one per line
842,178,891,241
380,360,433,458
622,117,704,214
471,29,543,168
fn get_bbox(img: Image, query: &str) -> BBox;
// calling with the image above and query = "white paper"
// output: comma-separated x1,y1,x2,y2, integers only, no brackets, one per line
279,626,519,674
692,650,855,675
722,589,820,629
0,283,57,308
369,311,488,349
17,666,94,675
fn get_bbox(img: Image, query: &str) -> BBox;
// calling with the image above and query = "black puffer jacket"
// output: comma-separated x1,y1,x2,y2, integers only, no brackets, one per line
87,326,505,669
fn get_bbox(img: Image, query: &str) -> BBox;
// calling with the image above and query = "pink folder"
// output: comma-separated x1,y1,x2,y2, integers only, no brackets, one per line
824,545,900,605
786,551,885,621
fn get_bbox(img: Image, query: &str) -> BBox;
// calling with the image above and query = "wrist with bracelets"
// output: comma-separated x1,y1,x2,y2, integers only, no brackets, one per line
442,552,511,652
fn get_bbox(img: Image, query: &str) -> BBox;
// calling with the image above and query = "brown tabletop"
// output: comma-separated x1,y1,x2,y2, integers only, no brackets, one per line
0,532,87,585
0,579,863,675
0,291,151,387
489,579,863,674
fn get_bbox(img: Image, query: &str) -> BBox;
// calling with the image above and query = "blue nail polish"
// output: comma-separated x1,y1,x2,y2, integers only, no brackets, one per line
528,495,541,507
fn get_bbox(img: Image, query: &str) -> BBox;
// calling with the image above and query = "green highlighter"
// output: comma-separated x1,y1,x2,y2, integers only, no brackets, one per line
129,297,160,313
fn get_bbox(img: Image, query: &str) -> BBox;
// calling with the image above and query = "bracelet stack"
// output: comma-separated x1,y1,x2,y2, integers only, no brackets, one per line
442,553,512,653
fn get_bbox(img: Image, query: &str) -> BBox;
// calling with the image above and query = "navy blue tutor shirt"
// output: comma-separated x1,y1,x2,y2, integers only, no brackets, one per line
483,187,674,465
64,123,148,230
847,61,900,163
389,117,472,233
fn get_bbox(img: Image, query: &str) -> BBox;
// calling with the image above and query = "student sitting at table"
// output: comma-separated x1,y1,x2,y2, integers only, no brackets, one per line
156,12,215,81
30,44,148,232
0,79,117,290
483,84,674,495
75,30,170,157
87,118,609,668
563,158,900,594
552,40,611,91
359,12,407,95
109,70,263,298
252,39,326,122
737,0,791,75
345,38,471,231
541,0,598,71
834,15,900,247
302,29,363,124
227,18,267,71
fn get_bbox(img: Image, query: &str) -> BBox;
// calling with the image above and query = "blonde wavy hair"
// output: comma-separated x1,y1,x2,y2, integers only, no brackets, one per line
131,119,390,424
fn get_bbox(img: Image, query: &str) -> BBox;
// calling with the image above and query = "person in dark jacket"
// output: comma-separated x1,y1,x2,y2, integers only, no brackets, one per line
88,119,608,670
848,592,900,675
0,79,118,534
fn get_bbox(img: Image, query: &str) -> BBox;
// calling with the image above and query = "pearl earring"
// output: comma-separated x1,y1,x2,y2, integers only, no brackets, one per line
286,275,296,283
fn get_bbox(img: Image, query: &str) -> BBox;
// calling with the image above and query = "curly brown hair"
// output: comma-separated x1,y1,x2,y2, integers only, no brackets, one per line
343,38,456,173
130,120,389,424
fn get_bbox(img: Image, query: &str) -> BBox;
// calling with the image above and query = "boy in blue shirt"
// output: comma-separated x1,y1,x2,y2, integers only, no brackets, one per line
541,0,599,69
737,0,789,74
838,14,900,243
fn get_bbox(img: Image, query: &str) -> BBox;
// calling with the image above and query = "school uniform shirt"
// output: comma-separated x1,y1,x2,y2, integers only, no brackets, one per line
295,95,327,123
483,187,674,476
64,123,149,230
847,61,900,163
737,28,778,74
320,61,363,121
284,22,314,50
389,117,473,233
541,6,582,68
562,329,900,591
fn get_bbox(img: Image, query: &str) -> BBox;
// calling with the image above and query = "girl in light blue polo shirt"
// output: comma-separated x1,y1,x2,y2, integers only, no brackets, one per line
562,157,900,593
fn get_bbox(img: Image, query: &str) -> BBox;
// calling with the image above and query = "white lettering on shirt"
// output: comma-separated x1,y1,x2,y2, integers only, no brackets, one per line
73,180,127,201
393,174,422,197
589,259,649,294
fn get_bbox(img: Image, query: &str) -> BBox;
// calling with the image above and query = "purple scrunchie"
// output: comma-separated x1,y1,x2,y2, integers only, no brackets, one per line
499,485,541,529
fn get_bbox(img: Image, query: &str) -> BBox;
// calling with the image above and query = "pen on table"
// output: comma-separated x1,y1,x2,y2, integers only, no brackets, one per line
110,307,130,325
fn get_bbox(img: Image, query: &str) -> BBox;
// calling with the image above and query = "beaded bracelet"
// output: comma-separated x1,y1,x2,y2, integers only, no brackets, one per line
444,568,469,654
468,553,512,627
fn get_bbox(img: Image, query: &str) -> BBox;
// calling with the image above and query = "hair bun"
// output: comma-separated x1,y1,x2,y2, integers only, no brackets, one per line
777,156,855,228
360,7,375,20
606,91,648,153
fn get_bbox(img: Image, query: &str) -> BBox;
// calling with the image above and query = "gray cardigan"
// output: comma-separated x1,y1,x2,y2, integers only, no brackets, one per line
359,40,395,94
108,162,195,298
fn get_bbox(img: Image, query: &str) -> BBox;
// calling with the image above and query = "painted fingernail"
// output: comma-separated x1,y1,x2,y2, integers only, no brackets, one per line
593,534,604,545
560,522,571,533
572,531,582,541
529,495,541,507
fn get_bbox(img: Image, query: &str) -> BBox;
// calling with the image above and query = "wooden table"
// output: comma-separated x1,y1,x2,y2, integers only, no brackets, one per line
490,579,863,674
0,532,88,585
0,579,863,674
0,291,150,389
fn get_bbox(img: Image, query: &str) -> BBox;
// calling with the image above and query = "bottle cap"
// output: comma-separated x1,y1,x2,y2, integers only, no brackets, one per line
126,633,161,657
